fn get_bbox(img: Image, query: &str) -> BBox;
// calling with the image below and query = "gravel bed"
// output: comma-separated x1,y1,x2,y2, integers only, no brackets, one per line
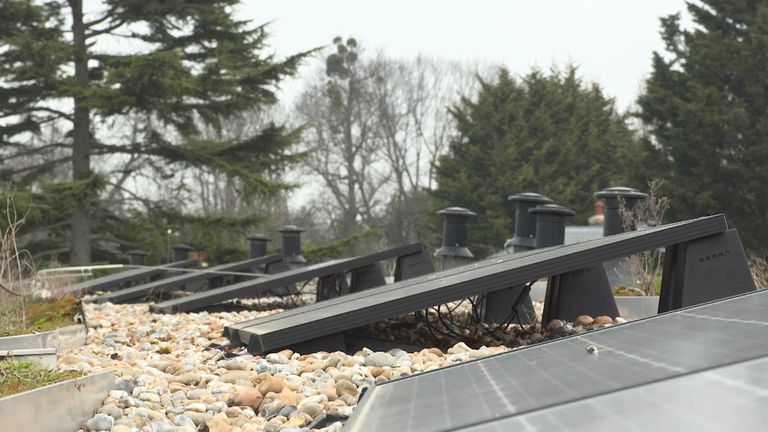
60,296,624,432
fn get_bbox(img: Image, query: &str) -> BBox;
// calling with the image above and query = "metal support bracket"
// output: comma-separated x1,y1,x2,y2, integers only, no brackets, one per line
316,273,349,301
480,285,537,325
394,246,435,281
658,228,756,313
542,263,619,323
265,260,299,295
349,263,387,293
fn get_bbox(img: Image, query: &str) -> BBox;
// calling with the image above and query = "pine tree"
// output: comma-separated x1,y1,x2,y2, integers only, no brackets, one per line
0,0,309,263
432,67,641,257
638,0,768,254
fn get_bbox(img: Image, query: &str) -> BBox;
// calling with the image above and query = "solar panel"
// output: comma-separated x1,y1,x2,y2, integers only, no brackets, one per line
149,243,433,314
63,259,198,295
460,356,768,431
345,289,768,431
92,254,284,304
225,215,746,354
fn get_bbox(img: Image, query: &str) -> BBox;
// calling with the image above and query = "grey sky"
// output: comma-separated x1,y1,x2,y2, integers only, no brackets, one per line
238,0,690,110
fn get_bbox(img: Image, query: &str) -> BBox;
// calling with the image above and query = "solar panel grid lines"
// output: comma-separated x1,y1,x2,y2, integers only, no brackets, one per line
93,254,284,304
150,242,430,314
64,259,199,294
343,289,768,432
361,285,768,390
460,356,768,431
229,215,729,353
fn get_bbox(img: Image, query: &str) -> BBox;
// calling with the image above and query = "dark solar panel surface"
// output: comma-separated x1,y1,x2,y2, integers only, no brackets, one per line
226,216,728,353
345,289,768,432
462,356,768,431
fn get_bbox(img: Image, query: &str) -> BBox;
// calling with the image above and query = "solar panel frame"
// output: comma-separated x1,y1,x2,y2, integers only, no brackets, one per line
149,243,430,314
64,259,198,295
228,215,728,353
92,254,284,304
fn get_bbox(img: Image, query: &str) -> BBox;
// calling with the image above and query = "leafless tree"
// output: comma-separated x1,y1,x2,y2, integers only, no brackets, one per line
372,55,478,195
190,106,292,218
295,38,391,237
294,37,480,241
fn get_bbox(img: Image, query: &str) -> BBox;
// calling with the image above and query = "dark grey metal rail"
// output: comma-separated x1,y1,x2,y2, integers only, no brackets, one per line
225,215,754,354
92,254,285,304
150,243,434,314
64,259,198,295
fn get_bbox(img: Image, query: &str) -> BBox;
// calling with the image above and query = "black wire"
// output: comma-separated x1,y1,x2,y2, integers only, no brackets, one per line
288,279,313,307
423,307,461,347
469,295,481,323
436,305,465,341
485,280,536,342
417,310,442,346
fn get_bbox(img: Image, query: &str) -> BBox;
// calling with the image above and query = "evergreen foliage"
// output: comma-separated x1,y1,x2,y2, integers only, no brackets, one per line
638,0,768,254
432,66,641,257
0,0,310,263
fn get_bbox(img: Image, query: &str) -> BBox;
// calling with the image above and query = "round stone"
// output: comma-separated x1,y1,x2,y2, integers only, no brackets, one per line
259,400,283,418
220,370,250,384
184,402,206,413
335,380,358,398
574,315,594,326
328,405,354,418
85,413,114,432
258,377,285,395
547,319,565,331
97,403,122,420
278,405,297,418
150,422,175,432
173,414,197,429
298,402,324,419
594,316,614,325
233,387,263,409
364,352,395,368
265,353,289,364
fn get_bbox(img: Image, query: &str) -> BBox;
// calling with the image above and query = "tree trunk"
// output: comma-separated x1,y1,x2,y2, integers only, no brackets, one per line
341,77,358,237
69,0,92,264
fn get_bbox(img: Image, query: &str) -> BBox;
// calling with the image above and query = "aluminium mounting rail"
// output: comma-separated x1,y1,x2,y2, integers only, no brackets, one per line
224,214,754,354
92,254,285,304
149,242,434,314
64,259,198,295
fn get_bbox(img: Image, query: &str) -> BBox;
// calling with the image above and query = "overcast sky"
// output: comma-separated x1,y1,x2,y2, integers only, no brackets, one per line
237,0,691,111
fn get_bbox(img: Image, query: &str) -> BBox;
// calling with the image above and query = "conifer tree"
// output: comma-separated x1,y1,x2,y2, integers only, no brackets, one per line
0,0,308,263
638,0,768,253
433,67,640,257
